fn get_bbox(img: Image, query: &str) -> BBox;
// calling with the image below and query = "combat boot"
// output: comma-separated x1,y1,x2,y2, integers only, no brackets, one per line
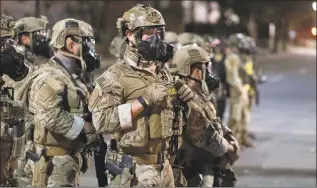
242,138,255,148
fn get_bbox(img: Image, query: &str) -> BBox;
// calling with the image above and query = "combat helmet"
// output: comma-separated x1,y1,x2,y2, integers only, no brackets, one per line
227,33,245,49
13,16,48,34
170,45,210,76
50,18,94,49
244,36,256,54
1,14,16,38
165,31,178,44
117,3,165,40
178,32,206,48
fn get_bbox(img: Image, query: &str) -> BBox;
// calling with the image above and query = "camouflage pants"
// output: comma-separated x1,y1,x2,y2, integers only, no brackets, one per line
14,141,34,187
134,159,174,187
32,147,81,187
227,98,251,145
183,163,218,187
110,159,174,187
0,123,13,184
247,95,255,116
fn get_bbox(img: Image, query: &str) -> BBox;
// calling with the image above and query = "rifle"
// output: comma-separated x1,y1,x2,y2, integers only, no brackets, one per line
0,85,25,137
168,80,184,158
93,134,108,187
249,75,260,105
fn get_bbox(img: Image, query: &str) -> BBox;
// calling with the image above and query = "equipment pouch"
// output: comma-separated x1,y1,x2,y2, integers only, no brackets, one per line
11,135,25,159
161,109,174,138
111,168,134,187
173,167,187,187
120,117,148,148
149,113,162,139
32,156,52,187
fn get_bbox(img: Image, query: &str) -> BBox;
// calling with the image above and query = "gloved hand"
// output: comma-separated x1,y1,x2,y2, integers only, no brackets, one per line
227,141,240,164
142,83,168,106
174,80,194,103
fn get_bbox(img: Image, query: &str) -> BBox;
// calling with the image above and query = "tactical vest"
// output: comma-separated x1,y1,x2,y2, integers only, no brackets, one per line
183,91,224,162
114,61,183,155
239,55,254,92
30,58,88,150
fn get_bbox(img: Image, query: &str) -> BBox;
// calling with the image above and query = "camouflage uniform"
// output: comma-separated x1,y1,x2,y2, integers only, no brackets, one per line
0,14,21,187
6,16,51,187
170,46,238,187
89,3,191,187
239,36,259,142
108,36,126,61
27,18,99,187
225,34,254,147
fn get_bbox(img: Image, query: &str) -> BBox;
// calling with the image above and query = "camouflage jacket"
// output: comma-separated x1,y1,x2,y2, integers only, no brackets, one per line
27,52,89,149
88,47,185,155
224,52,245,99
182,86,232,159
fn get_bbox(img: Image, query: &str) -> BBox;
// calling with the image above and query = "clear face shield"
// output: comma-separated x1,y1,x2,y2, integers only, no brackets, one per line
137,26,165,41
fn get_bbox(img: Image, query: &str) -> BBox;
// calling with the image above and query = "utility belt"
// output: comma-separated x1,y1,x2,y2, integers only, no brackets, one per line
35,144,79,156
107,151,169,166
105,151,169,187
26,144,79,162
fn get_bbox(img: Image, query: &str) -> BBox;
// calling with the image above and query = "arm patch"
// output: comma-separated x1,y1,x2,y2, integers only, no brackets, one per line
37,85,54,102
36,77,63,103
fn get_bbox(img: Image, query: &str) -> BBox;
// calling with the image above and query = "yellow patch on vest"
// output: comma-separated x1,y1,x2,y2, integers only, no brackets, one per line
37,85,54,102
214,54,223,62
167,87,177,96
244,61,253,75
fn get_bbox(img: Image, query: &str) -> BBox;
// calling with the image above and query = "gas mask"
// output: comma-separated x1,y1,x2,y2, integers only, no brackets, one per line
82,37,100,72
136,27,174,63
14,42,35,64
191,62,220,95
32,29,52,58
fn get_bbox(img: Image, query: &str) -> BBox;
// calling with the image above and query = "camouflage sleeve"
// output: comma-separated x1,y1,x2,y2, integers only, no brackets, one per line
88,68,126,134
29,72,84,140
186,100,229,157
225,54,243,94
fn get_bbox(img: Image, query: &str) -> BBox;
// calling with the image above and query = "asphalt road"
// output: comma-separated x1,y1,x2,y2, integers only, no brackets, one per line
80,49,316,187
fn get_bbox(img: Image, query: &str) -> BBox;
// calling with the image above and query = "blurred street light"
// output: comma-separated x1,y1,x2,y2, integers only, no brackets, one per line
312,27,316,36
313,2,316,11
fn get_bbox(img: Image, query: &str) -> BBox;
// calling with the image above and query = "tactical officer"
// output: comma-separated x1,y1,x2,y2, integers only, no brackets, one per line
225,33,254,148
0,14,27,187
170,46,240,187
178,32,206,49
109,36,126,62
178,33,219,106
210,37,229,121
27,18,100,187
7,16,52,187
240,36,260,141
164,30,188,187
89,3,196,187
